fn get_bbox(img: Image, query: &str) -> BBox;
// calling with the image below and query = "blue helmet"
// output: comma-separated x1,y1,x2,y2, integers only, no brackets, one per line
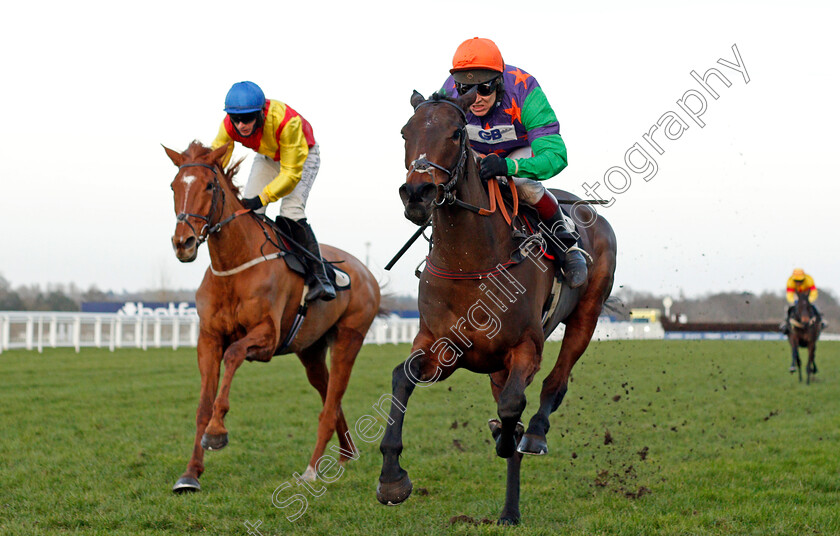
224,81,265,114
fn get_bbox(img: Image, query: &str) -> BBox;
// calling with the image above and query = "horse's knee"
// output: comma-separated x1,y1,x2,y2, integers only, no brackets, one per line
498,391,526,421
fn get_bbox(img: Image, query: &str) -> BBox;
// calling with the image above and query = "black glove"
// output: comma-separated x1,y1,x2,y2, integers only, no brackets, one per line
479,154,509,181
241,196,263,210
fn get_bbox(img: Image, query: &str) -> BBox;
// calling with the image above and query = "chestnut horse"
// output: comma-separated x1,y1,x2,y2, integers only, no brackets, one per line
377,92,617,524
164,141,380,492
788,289,822,384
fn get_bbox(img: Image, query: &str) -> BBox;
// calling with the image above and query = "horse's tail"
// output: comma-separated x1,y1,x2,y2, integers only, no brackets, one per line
377,306,391,318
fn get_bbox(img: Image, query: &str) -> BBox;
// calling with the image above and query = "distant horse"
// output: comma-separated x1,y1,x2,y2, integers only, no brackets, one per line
164,141,380,492
377,92,617,524
788,289,821,384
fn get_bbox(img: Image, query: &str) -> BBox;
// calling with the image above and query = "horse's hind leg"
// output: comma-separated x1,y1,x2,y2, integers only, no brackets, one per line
304,327,365,479
296,337,353,481
521,312,597,455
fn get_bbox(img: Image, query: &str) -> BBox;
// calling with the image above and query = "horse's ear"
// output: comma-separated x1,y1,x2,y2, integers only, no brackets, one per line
163,145,184,167
455,87,477,114
207,142,230,166
410,90,425,109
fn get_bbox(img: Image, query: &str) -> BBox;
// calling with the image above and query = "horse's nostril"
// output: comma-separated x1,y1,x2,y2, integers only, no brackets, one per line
184,236,196,250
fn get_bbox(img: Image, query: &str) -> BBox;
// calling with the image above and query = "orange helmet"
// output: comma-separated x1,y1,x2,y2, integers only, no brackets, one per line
450,37,505,84
792,268,805,280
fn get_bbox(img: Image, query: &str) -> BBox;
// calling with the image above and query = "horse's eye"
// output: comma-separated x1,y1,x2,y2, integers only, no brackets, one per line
205,182,214,191
453,129,461,140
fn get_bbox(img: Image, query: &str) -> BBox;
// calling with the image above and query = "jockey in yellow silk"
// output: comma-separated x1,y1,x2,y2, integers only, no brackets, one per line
782,268,823,336
211,81,335,302
786,268,817,304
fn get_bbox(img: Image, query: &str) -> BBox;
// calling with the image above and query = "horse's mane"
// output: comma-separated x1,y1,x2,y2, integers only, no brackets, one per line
184,140,244,198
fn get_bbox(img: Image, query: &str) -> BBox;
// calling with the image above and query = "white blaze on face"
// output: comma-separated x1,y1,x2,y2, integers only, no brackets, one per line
179,174,197,213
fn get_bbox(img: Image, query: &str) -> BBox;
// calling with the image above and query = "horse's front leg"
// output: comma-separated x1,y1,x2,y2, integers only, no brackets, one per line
202,322,276,451
377,330,449,506
488,339,539,526
495,339,539,459
789,336,801,381
173,333,223,493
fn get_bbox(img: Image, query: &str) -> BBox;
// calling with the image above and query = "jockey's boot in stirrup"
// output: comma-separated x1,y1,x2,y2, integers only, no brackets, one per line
291,219,336,302
542,208,588,289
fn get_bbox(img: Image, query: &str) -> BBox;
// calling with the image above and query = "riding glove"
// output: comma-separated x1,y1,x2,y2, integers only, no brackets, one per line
241,196,264,210
479,154,509,181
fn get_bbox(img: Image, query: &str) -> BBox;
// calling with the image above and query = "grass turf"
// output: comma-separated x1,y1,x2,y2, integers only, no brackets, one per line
1,340,838,535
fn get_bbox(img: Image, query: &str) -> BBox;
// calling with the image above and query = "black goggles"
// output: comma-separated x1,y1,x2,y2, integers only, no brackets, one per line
455,77,500,97
229,112,259,124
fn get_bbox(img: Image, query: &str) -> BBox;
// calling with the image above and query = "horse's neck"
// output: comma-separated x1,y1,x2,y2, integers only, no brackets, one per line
206,198,267,272
429,164,513,270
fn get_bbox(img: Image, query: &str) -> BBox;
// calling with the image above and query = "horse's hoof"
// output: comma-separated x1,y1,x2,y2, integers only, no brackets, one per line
789,367,796,374
498,514,521,526
201,433,229,451
377,474,413,505
487,419,524,440
172,476,201,494
300,466,317,482
517,434,548,455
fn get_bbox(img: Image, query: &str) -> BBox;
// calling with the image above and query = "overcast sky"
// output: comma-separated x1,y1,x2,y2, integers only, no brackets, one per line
2,0,838,301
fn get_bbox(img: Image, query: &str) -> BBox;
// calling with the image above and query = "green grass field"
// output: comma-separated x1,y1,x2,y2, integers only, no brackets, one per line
1,340,839,535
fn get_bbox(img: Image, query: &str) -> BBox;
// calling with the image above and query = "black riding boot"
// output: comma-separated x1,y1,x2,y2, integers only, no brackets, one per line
541,208,588,288
291,219,336,302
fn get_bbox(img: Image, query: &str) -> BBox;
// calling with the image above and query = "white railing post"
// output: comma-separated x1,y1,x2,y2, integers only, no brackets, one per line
154,317,161,348
37,315,44,353
189,317,198,346
115,317,122,349
49,315,57,348
94,316,102,348
172,316,180,350
135,318,143,349
25,316,33,350
73,317,81,353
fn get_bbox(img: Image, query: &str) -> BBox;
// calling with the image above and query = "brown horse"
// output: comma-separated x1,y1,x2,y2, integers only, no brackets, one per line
788,289,822,384
164,141,380,492
377,92,617,524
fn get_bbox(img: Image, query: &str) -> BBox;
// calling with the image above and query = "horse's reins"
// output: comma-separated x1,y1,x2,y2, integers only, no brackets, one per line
175,162,337,278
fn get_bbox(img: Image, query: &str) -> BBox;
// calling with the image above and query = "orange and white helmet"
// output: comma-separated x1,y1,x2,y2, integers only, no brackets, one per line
450,37,505,84
792,268,805,280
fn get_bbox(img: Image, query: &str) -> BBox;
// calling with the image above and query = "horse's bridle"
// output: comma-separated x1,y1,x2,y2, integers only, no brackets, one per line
175,163,228,245
407,98,470,206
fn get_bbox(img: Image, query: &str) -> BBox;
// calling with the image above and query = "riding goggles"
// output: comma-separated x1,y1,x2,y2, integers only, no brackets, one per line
228,112,259,124
455,76,500,97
